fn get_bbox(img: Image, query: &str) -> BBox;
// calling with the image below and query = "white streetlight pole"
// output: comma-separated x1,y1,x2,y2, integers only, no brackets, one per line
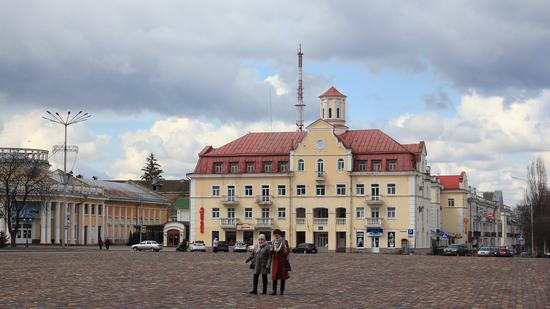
512,176,535,256
43,111,91,247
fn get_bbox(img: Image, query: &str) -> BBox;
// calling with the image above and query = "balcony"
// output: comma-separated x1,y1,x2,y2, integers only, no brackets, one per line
365,217,383,228
221,195,239,206
313,218,328,225
255,195,273,206
366,195,384,205
255,218,274,229
315,171,326,182
220,218,238,229
336,218,346,225
295,218,305,225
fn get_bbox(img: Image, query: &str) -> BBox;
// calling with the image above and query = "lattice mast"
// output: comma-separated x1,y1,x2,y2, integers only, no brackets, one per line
295,44,305,131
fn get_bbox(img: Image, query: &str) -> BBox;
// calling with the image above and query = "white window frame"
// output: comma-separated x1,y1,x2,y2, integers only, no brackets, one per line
279,161,288,173
277,207,286,219
387,184,396,195
296,184,306,196
212,185,220,197
372,160,382,171
358,160,366,171
388,160,397,171
230,162,239,173
246,162,255,173
244,208,253,219
227,207,236,218
297,159,305,172
212,207,220,218
263,161,272,173
336,184,346,196
277,185,286,196
244,185,253,196
337,158,345,171
448,199,455,207
214,162,223,173
356,231,365,248
356,207,364,219
261,208,270,218
316,185,326,196
356,184,365,196
387,207,396,219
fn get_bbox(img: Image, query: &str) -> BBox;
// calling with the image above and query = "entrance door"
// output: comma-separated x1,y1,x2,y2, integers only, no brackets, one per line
84,226,88,245
314,232,328,250
211,231,219,246
296,231,305,245
372,236,380,253
243,231,254,245
167,230,180,246
225,231,236,246
336,232,346,252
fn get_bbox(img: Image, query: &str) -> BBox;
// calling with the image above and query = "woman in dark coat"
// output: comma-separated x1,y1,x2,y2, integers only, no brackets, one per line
245,234,272,294
270,229,289,295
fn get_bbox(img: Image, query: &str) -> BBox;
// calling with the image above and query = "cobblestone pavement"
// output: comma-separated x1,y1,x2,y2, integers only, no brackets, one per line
1,250,549,308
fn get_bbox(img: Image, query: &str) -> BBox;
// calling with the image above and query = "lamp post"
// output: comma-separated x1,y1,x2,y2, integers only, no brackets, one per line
24,218,32,248
43,111,91,247
512,176,535,256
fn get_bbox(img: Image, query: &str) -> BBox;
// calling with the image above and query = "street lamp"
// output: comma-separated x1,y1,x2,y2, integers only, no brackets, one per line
43,111,91,247
24,218,32,248
512,176,535,256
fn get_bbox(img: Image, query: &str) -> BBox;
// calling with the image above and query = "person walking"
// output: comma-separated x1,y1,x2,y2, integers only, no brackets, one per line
270,229,289,295
105,238,111,250
98,237,103,250
213,237,219,253
245,234,271,295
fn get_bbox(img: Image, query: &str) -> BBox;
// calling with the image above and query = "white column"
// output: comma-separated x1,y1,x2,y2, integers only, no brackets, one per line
40,203,47,244
124,207,128,241
70,203,76,244
46,202,52,244
101,204,105,240
54,202,61,244
94,204,99,243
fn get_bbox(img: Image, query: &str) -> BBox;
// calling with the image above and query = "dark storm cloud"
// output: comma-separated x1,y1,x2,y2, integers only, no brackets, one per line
0,0,549,122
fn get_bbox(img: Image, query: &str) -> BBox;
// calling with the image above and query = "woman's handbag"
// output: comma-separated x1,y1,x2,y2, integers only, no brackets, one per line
285,259,291,271
250,262,255,269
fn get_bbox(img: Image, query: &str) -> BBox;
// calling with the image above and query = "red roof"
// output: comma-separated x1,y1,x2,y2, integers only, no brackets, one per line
436,172,466,190
319,86,346,98
202,132,306,156
337,130,414,154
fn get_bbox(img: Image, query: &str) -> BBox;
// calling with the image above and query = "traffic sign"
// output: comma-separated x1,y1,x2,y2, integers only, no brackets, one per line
407,229,414,237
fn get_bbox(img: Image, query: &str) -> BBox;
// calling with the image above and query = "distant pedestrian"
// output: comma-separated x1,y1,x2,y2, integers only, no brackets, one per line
245,234,271,295
98,238,103,250
105,238,111,250
213,237,219,253
270,229,289,295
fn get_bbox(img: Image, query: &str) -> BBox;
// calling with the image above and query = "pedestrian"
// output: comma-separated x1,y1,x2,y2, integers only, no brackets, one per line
213,237,219,253
270,229,289,295
98,237,103,250
245,234,271,295
105,238,111,250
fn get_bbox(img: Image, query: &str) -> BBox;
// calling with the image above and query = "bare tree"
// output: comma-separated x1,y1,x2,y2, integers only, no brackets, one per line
518,157,550,256
0,151,51,247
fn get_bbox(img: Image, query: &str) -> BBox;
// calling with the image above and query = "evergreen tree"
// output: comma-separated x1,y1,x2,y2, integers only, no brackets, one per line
140,153,164,181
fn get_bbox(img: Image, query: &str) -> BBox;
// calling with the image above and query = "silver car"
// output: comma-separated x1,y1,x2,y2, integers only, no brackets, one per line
131,240,162,252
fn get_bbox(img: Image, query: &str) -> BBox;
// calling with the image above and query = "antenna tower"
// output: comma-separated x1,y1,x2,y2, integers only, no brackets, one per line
295,44,305,131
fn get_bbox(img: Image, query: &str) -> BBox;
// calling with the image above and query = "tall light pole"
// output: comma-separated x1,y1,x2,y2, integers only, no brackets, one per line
512,176,535,256
43,111,91,247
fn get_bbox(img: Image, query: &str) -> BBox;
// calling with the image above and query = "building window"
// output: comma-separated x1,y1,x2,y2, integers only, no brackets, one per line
91,205,95,215
329,108,332,118
212,185,220,197
244,185,253,196
261,208,269,218
356,231,364,248
356,184,365,195
317,159,324,173
227,185,235,198
337,108,340,119
84,205,89,214
244,208,252,219
448,199,455,207
388,160,397,171
296,185,306,196
98,205,102,215
214,162,223,173
336,184,346,196
277,185,286,196
227,207,235,218
230,162,238,173
358,160,366,171
212,208,220,218
316,185,326,196
371,184,380,200
356,207,364,218
297,159,305,171
279,161,288,173
387,207,396,218
263,161,272,173
387,184,396,195
337,158,345,171
387,232,396,248
278,208,286,219
261,185,270,198
246,162,255,173
372,160,382,171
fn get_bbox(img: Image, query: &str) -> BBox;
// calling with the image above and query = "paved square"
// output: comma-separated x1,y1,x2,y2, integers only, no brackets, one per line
1,249,549,308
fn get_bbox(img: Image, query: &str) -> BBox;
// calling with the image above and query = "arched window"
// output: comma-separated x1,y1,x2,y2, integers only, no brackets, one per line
337,108,340,118
297,159,305,171
329,108,332,118
322,108,325,118
317,159,324,173
337,158,345,171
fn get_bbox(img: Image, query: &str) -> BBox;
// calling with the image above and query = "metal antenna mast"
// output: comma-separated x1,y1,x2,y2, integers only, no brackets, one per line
295,44,305,131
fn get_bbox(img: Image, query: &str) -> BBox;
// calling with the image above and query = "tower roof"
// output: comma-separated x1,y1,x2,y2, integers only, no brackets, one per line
319,86,346,98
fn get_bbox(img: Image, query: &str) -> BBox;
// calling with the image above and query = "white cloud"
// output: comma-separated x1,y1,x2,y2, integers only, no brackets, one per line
265,74,290,96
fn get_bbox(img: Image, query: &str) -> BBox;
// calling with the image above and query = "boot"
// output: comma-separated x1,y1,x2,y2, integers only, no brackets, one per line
250,275,258,294
280,280,285,295
270,280,277,295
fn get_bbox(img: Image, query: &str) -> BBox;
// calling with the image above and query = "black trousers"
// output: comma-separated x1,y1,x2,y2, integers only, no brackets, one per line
272,279,285,293
253,274,268,293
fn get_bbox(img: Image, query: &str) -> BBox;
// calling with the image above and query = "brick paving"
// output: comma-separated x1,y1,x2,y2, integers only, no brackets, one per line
1,249,549,308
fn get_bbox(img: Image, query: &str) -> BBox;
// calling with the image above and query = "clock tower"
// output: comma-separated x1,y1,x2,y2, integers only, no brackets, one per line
319,86,348,135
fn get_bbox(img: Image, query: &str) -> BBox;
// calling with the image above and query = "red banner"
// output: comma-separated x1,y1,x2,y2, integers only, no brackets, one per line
200,207,204,234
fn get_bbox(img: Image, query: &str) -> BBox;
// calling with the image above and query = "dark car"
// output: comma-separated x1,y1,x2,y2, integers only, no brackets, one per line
498,248,513,257
443,244,468,256
217,241,229,252
176,240,188,252
292,243,318,254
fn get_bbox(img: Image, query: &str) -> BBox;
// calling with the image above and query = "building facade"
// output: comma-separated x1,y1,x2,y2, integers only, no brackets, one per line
188,87,439,253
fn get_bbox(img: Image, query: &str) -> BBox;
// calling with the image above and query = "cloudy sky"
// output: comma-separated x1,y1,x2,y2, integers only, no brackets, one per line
1,1,549,206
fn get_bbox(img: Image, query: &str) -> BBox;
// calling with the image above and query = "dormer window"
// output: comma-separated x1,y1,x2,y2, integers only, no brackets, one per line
214,162,223,173
230,162,238,173
279,161,288,173
246,162,255,173
388,160,397,171
372,160,382,171
358,160,366,171
263,161,272,173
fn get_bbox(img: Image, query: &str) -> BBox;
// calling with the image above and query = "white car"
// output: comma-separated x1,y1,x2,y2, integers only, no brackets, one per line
131,240,162,252
477,247,494,257
189,240,206,252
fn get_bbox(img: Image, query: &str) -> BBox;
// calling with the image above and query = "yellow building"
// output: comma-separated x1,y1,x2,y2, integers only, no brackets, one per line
188,87,439,253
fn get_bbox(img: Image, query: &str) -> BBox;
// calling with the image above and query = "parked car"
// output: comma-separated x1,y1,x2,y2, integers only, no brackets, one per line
443,244,468,256
234,241,248,252
498,248,513,257
477,247,493,256
217,241,229,252
292,243,318,254
131,240,162,252
247,244,254,252
189,240,206,252
545,252,550,258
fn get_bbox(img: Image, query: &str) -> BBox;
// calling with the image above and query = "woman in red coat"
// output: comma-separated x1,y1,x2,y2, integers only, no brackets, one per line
270,229,289,295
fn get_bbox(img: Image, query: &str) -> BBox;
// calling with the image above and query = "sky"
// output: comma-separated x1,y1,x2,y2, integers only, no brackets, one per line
1,1,549,207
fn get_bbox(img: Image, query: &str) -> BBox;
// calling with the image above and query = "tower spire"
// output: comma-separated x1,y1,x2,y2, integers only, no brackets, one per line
295,44,305,131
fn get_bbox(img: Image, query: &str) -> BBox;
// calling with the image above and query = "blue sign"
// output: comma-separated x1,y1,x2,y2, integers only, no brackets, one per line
407,229,414,235
441,232,449,239
517,235,524,241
